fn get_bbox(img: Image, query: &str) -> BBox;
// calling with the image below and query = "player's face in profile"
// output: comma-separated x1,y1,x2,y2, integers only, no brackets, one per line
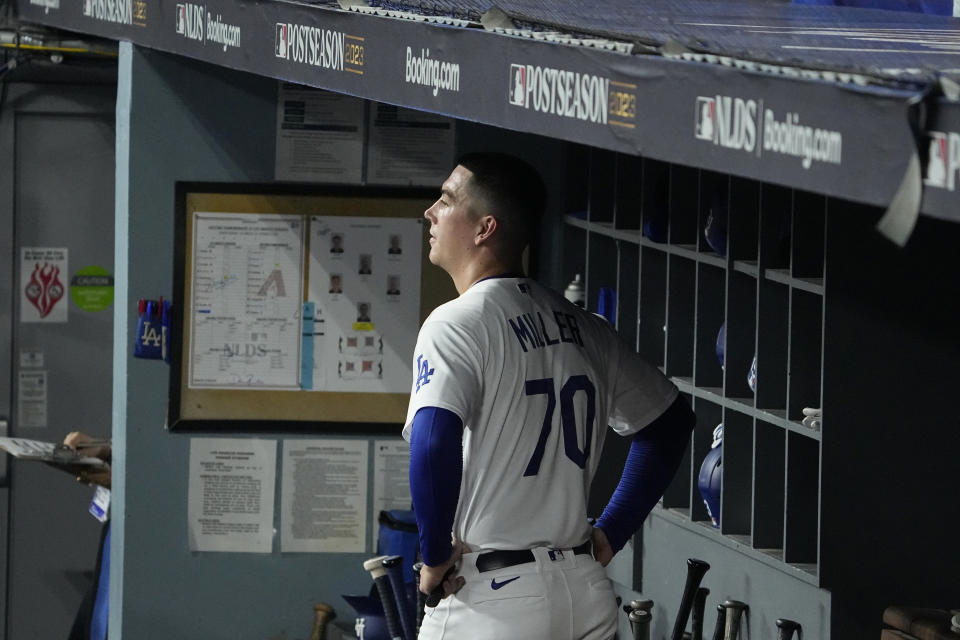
424,165,479,273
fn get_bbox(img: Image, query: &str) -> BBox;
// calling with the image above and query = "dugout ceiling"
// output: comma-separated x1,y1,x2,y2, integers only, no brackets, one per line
14,0,960,226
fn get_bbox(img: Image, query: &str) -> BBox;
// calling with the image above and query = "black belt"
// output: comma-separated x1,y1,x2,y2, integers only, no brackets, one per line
475,541,591,573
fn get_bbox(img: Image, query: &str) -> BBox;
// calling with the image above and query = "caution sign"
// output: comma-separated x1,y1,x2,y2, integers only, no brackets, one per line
70,265,115,312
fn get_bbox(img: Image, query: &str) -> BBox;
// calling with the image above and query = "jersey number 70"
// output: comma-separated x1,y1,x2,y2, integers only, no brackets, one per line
523,375,596,477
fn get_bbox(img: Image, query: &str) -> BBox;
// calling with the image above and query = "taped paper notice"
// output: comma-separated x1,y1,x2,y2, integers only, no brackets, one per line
367,104,454,186
17,370,47,428
275,84,365,184
20,248,68,323
188,438,277,553
306,216,422,393
281,439,368,553
19,349,44,368
372,439,411,550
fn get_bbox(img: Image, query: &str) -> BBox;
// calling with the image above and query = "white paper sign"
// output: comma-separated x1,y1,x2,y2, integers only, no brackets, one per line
20,247,68,323
280,439,368,553
17,370,47,428
367,103,455,186
189,213,305,389
373,439,411,550
188,438,277,553
19,349,44,368
275,83,365,184
305,216,422,393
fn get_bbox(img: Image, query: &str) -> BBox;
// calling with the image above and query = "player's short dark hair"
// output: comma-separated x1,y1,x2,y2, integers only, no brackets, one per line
456,152,546,251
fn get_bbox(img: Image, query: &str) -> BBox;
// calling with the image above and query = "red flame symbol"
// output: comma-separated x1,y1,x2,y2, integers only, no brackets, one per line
25,263,64,318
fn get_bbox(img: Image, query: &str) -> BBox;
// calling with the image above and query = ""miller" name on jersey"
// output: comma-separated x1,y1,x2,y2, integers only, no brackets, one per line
509,310,584,353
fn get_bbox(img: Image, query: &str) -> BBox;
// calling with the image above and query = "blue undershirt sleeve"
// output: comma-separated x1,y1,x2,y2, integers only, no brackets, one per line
409,406,464,567
595,395,696,552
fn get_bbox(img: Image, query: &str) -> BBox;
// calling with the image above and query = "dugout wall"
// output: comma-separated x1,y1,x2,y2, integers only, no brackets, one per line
11,1,960,637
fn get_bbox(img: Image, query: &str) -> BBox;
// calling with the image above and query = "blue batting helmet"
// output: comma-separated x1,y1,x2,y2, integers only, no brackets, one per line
698,424,723,528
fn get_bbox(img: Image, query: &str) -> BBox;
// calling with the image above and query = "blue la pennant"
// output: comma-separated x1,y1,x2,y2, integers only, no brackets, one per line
415,354,435,392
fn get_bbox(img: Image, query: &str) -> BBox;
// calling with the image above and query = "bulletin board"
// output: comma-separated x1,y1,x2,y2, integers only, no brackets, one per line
168,184,457,432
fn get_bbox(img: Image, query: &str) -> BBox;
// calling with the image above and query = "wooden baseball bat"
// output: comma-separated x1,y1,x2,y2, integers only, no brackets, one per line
413,561,427,634
630,609,651,640
691,587,710,640
625,597,653,637
362,556,404,640
424,565,456,608
381,555,416,640
624,598,654,614
310,602,335,640
670,558,711,640
723,600,748,640
710,603,727,640
776,618,801,640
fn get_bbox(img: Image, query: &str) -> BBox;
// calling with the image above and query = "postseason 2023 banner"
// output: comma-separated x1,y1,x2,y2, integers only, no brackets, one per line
17,0,958,222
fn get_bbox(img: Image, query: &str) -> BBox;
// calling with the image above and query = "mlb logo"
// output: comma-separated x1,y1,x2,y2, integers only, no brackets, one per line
694,97,716,142
925,131,949,188
175,3,186,34
83,0,94,15
508,64,526,107
275,23,288,59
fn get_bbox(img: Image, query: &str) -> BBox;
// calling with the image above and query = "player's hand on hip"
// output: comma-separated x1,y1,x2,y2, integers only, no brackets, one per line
419,541,468,599
591,527,614,567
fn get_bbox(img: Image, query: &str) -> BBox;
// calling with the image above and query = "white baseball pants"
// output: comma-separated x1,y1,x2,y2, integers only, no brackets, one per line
418,546,617,640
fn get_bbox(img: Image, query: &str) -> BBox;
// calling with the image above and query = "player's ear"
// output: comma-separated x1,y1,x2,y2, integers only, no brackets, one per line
474,215,498,245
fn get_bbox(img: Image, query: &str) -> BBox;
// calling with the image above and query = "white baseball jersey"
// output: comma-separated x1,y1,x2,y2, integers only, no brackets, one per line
403,276,677,552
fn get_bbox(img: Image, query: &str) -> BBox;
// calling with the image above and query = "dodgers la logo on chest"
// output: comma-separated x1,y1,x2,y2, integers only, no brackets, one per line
416,354,435,392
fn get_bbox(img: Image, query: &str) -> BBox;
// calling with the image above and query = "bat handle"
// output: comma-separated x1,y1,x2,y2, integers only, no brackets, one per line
691,587,709,640
723,600,747,640
776,618,801,640
639,610,652,640
629,609,651,640
363,557,404,640
710,603,726,640
424,565,455,608
382,556,417,640
624,598,654,614
413,562,427,634
670,558,711,640
310,602,334,640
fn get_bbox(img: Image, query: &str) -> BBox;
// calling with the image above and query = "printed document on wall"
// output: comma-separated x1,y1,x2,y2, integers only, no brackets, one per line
305,216,422,393
281,439,369,553
188,438,277,553
189,212,304,389
373,439,411,550
17,370,47,428
275,83,365,184
367,103,454,186
20,247,68,323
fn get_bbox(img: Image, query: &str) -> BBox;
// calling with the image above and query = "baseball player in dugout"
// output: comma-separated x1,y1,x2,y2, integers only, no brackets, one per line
404,152,696,639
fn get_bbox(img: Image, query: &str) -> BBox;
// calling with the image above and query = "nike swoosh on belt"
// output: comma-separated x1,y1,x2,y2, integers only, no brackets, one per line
490,576,521,590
